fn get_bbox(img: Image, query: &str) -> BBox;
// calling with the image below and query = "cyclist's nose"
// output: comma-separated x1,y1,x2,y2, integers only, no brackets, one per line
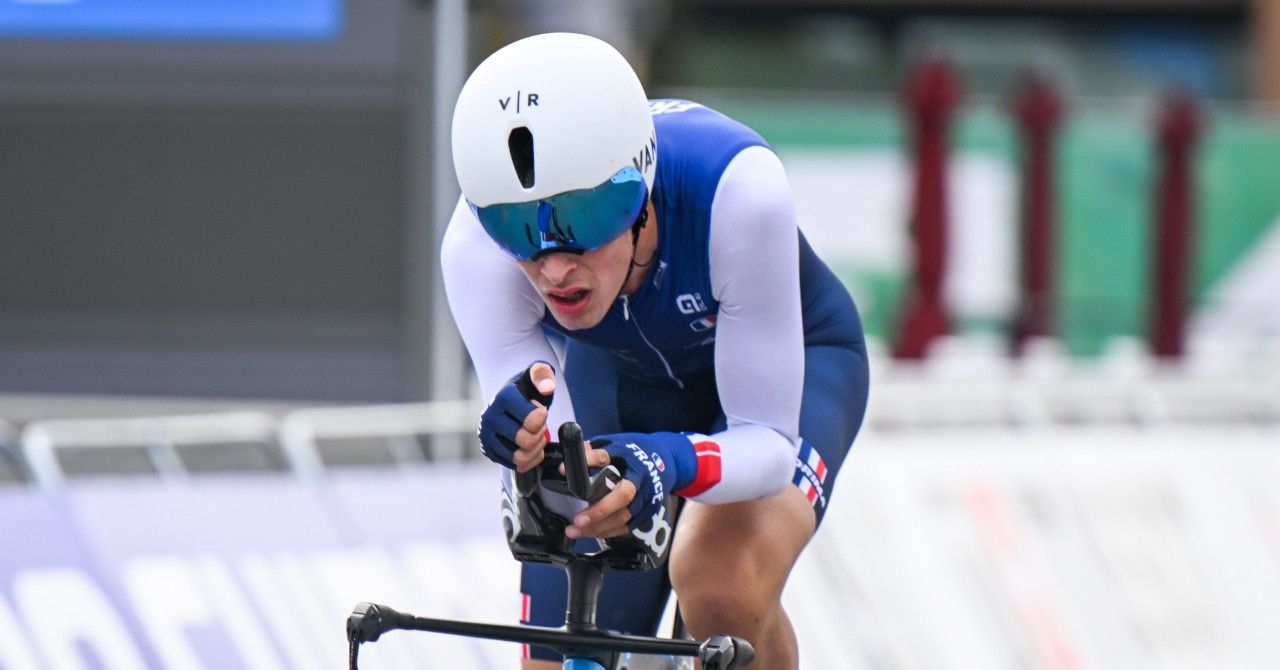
538,253,577,284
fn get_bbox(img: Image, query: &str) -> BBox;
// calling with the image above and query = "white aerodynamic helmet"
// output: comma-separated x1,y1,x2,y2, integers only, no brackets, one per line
452,32,656,260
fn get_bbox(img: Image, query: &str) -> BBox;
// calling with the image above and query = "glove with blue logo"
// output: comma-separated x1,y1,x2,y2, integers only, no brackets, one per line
587,432,697,531
477,362,555,471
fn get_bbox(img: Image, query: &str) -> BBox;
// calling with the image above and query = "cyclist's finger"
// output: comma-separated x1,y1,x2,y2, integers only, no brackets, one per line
580,508,632,539
559,444,610,477
514,423,548,452
583,446,611,469
567,506,631,539
572,479,635,530
519,404,549,434
529,362,556,396
512,442,545,473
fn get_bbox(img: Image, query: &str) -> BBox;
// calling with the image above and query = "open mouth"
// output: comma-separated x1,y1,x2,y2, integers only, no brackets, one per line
548,289,590,311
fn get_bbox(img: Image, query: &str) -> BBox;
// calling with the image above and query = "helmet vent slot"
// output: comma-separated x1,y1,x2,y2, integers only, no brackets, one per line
507,126,535,188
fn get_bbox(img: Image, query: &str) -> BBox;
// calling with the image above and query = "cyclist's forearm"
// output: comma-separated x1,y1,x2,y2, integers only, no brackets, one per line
676,423,794,504
441,197,578,431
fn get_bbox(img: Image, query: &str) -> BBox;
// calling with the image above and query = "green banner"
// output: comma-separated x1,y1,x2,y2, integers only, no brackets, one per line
695,93,1280,355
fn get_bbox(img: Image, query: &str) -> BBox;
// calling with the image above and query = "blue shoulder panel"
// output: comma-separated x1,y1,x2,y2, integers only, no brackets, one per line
541,100,769,385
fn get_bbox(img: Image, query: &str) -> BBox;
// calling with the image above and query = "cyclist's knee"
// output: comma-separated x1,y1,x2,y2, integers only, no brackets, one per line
670,550,777,637
668,492,814,638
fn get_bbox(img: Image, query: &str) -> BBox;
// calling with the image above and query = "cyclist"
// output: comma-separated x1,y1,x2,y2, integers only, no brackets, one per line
442,33,869,669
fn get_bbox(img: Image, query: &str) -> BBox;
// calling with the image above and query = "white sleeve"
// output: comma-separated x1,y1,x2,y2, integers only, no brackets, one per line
440,197,577,431
691,146,804,504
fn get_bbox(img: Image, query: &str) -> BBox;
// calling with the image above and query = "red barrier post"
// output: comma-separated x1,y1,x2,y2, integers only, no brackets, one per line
894,59,960,360
1150,91,1202,359
1010,73,1064,354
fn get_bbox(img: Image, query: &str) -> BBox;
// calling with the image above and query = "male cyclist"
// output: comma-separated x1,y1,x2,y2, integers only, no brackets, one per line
442,33,869,669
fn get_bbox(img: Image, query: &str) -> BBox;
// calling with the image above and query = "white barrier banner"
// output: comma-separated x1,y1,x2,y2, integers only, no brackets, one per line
790,426,1280,669
3,427,1280,668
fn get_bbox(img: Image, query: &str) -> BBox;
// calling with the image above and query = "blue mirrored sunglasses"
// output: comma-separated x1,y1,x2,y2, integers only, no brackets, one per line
468,166,648,261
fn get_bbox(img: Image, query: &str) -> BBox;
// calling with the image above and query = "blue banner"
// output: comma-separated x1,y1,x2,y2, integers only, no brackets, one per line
0,0,343,41
0,466,518,669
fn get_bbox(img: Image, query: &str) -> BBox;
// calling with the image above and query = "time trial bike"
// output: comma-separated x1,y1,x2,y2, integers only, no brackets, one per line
346,421,754,670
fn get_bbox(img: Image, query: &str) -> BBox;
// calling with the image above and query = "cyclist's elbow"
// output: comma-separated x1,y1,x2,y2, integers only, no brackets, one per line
758,444,795,498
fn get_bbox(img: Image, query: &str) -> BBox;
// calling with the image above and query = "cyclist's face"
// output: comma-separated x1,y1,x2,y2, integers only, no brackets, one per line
516,229,633,330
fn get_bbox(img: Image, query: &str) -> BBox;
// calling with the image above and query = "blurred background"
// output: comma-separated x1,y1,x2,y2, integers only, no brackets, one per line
2,1,1279,668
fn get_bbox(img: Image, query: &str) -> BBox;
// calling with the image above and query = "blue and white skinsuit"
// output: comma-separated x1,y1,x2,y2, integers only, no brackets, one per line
442,100,870,660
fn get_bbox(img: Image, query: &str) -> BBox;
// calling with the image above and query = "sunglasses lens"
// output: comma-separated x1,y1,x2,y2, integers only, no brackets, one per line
470,166,647,260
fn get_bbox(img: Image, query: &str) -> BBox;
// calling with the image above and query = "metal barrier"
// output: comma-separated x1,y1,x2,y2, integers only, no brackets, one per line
20,412,282,488
8,341,1278,488
277,399,483,479
0,419,26,484
13,401,485,489
865,335,1280,430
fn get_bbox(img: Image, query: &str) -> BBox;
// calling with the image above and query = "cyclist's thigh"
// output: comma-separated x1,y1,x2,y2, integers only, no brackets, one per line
521,560,672,662
792,342,869,527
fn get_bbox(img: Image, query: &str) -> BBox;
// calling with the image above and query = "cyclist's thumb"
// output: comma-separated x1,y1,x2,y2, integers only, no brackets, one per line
529,361,556,397
514,361,556,406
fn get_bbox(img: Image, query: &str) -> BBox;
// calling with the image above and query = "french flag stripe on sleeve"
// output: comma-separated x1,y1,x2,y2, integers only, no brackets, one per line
797,476,818,504
674,440,722,498
806,446,827,484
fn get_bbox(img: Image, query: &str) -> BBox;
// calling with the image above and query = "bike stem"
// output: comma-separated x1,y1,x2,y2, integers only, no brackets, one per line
564,559,605,633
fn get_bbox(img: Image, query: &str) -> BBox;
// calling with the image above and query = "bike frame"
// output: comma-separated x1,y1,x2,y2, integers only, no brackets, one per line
563,659,607,669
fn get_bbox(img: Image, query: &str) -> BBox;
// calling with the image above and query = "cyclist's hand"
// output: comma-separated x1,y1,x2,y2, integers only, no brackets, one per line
477,362,556,472
565,475,636,540
568,432,694,537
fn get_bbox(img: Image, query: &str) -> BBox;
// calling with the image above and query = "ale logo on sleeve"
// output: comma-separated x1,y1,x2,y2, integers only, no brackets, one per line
676,293,707,315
